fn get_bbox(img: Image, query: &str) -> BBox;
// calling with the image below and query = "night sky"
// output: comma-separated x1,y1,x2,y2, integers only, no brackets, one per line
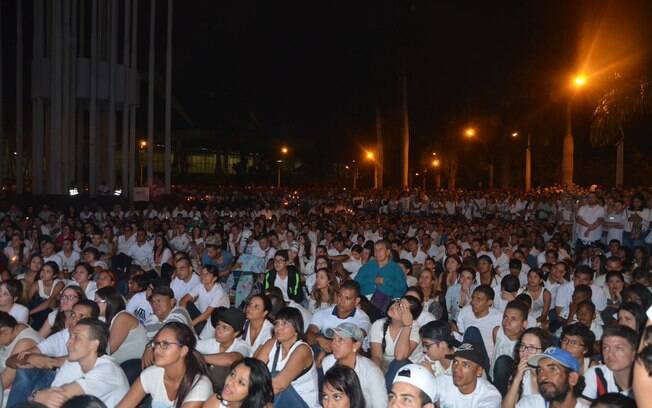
2,0,652,187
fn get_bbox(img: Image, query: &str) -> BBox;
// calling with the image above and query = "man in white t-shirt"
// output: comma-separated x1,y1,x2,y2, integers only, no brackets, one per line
518,347,588,408
400,237,427,269
42,241,63,270
126,228,154,269
575,193,605,246
554,266,607,325
306,280,371,354
170,257,201,301
428,342,501,408
169,223,191,252
582,325,637,401
455,285,502,366
33,318,129,407
5,300,100,406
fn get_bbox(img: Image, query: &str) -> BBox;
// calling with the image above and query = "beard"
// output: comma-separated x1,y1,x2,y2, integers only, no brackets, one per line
539,381,570,402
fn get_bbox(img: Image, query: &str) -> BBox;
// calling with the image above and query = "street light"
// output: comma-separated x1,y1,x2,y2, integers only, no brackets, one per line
511,131,532,191
511,132,519,138
366,151,375,160
281,146,289,155
139,140,147,150
138,140,148,185
276,160,283,189
364,150,378,189
563,73,589,185
464,127,476,138
432,158,441,189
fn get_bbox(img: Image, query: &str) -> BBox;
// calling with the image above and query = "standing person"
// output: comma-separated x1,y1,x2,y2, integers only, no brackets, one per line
201,357,274,408
355,240,407,313
117,322,213,408
517,347,588,408
321,323,388,408
575,192,606,249
255,307,319,408
322,366,367,408
623,193,649,249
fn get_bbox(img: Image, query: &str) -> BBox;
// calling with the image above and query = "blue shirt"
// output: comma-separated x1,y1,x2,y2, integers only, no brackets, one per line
201,250,234,272
355,259,406,299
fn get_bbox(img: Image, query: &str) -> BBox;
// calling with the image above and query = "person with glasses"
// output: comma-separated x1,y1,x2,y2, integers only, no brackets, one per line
502,328,552,408
418,320,459,377
559,323,596,375
321,323,387,408
5,300,100,406
117,322,212,408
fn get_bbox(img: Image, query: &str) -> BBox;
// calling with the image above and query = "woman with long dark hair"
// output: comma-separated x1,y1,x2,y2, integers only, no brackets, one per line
28,261,65,330
242,294,274,355
201,357,274,408
117,322,212,408
309,268,338,314
38,284,85,338
95,286,148,366
502,328,552,408
624,192,650,248
322,366,366,408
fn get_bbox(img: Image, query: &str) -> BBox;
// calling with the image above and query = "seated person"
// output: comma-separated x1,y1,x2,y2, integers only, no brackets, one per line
196,307,251,391
202,357,274,408
5,300,100,406
491,300,528,395
306,280,371,358
321,323,388,408
32,318,130,408
559,323,596,375
0,312,43,394
389,363,437,408
430,342,501,407
418,320,459,377
582,325,638,401
117,322,213,408
180,265,229,339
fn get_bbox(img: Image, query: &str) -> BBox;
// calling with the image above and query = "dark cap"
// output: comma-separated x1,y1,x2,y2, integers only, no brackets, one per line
211,307,246,334
445,342,486,368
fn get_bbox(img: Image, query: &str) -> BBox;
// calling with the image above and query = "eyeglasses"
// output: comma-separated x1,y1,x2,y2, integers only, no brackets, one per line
149,341,182,350
560,338,585,348
422,340,442,349
518,344,542,353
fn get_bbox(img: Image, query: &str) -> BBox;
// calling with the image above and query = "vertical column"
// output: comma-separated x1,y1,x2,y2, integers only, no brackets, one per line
49,0,63,194
32,0,44,194
61,0,71,192
121,0,131,194
375,106,383,190
107,0,118,191
164,0,173,193
146,0,155,188
128,0,138,195
89,0,98,195
16,0,24,193
69,0,78,189
400,71,410,189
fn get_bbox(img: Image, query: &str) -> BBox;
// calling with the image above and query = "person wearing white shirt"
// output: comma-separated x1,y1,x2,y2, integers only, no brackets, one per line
197,307,251,380
169,224,191,253
180,265,229,339
455,285,502,365
321,323,388,408
57,240,81,273
575,193,606,245
42,241,63,270
429,343,502,408
554,266,607,326
170,257,201,301
400,237,427,268
117,226,137,255
32,318,129,408
126,229,154,269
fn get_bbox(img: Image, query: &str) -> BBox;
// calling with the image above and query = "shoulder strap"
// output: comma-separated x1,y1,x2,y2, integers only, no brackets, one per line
270,342,282,373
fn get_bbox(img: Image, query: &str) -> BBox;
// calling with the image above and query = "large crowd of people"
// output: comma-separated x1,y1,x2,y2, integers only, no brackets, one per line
0,186,651,408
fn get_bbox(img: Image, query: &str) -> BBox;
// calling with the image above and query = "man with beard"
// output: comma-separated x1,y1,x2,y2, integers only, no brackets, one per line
517,347,589,407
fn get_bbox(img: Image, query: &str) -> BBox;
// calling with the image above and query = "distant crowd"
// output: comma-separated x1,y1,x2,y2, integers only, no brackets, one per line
0,185,650,408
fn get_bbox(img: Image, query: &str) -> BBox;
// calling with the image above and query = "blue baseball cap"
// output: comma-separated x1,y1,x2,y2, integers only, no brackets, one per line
528,347,580,372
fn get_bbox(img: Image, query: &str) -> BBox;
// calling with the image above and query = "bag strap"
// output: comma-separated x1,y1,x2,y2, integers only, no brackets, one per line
595,367,608,397
270,342,282,373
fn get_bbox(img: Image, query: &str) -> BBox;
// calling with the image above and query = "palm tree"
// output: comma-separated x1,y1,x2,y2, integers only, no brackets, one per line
590,74,652,186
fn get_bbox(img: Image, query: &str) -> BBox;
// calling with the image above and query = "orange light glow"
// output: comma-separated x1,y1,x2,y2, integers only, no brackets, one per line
464,128,476,138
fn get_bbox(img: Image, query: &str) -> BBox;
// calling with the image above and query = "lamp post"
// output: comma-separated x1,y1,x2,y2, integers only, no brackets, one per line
463,127,493,188
138,140,147,186
562,74,587,186
276,146,289,188
511,132,532,192
432,157,441,189
365,150,377,189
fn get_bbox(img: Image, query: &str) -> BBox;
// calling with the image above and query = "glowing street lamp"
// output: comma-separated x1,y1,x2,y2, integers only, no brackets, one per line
464,127,476,138
432,159,440,168
573,74,587,88
138,140,147,150
365,150,375,160
511,132,519,138
281,146,289,155
563,73,589,185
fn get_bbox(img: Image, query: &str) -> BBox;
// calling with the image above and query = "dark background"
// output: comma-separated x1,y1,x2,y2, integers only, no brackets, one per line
2,0,652,188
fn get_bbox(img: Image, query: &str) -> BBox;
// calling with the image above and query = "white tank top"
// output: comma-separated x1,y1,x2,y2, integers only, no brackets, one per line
109,310,148,363
491,327,517,376
38,279,62,299
266,340,319,408
244,319,274,356
0,325,43,371
524,286,545,321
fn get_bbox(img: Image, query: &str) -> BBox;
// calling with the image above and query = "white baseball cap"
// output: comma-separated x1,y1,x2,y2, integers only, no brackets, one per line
392,363,436,403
